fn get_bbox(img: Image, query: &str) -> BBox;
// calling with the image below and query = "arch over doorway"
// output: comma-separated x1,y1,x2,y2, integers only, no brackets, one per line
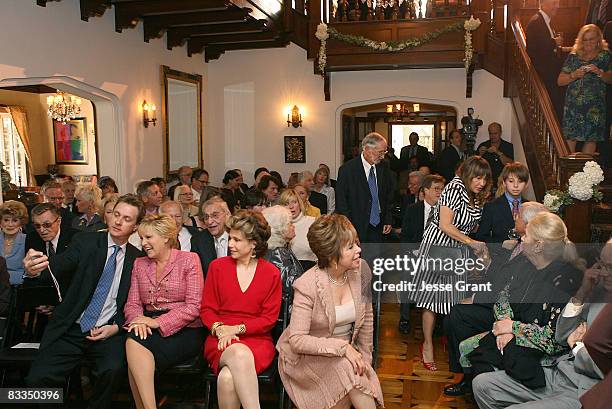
0,76,125,191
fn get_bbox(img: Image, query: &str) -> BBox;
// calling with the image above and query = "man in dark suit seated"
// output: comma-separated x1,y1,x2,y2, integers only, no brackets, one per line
24,203,79,292
336,132,394,243
24,181,76,236
399,132,431,169
477,123,514,191
402,171,424,210
474,162,529,246
525,0,565,120
398,174,445,333
23,194,144,409
438,129,465,183
191,197,231,278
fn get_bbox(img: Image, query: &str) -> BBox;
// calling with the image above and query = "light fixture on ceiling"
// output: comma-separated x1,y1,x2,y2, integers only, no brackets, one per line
142,100,157,127
287,105,302,128
46,90,82,122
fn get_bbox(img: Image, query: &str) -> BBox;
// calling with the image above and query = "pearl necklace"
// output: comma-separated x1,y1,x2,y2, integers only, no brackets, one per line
328,271,348,287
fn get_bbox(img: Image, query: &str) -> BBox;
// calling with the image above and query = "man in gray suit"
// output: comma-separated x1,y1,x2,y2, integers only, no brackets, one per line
472,239,612,409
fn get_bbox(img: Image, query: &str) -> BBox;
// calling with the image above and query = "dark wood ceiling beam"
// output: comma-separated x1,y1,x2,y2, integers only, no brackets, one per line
204,38,288,61
80,0,111,21
166,19,267,49
143,8,251,42
113,0,229,32
36,0,61,6
187,30,278,55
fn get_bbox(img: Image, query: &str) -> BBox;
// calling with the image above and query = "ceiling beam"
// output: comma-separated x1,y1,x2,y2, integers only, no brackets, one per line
187,30,278,55
113,0,229,32
80,0,111,21
143,8,251,42
204,38,288,61
166,19,267,49
36,0,61,6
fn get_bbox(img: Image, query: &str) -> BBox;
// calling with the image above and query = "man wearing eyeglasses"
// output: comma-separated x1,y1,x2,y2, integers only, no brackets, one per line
336,132,394,243
190,197,230,278
190,168,209,204
24,203,79,292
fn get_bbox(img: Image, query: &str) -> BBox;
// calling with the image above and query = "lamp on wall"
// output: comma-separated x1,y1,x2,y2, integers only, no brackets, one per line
46,90,81,122
142,100,157,128
286,105,302,128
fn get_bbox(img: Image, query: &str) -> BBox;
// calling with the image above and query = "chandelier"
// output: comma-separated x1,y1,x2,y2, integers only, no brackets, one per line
46,90,82,122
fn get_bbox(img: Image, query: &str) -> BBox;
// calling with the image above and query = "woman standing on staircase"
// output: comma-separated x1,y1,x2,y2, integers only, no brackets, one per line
558,24,612,154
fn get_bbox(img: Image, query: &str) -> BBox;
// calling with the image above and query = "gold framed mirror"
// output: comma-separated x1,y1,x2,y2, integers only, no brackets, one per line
161,65,203,177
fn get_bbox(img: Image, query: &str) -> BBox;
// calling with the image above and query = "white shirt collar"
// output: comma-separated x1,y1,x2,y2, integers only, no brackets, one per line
49,227,61,250
107,232,127,253
361,153,375,179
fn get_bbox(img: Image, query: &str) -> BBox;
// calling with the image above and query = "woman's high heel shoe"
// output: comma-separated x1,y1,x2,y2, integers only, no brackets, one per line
420,343,438,371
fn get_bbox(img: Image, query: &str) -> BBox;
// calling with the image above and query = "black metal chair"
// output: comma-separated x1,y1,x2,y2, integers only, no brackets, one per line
0,284,59,387
202,294,290,409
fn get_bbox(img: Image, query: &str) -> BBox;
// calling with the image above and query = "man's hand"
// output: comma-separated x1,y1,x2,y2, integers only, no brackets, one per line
86,324,119,341
382,225,392,235
478,145,487,155
23,249,49,277
487,145,499,154
567,322,587,349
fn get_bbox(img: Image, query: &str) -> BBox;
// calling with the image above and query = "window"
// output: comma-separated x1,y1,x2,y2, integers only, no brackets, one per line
0,113,29,186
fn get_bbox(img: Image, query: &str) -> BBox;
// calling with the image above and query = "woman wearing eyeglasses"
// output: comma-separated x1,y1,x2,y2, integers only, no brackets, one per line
174,184,199,224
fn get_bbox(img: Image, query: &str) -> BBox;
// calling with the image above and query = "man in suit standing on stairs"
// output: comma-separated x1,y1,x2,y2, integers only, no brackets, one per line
23,194,144,409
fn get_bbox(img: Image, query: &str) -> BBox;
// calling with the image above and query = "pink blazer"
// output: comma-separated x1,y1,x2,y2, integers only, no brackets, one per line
124,249,203,337
276,261,374,365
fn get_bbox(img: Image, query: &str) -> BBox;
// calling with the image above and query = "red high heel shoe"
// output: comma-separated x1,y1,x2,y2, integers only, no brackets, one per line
420,343,438,371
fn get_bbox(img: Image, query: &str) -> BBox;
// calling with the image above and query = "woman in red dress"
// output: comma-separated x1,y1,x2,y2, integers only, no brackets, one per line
201,210,282,409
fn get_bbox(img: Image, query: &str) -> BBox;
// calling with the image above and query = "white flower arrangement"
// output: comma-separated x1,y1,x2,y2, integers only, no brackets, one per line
315,23,329,73
544,161,604,213
463,16,481,70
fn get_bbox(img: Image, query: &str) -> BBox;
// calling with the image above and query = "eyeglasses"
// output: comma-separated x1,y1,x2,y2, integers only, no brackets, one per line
203,212,224,221
370,148,388,156
33,217,60,231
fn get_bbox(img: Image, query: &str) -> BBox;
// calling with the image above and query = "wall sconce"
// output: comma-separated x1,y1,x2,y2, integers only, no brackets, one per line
287,105,303,128
142,100,157,128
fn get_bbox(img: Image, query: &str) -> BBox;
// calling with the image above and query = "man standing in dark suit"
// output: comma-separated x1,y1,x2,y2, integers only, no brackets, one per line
477,123,514,191
24,203,79,292
23,194,144,409
191,197,230,277
398,175,444,333
525,0,565,120
438,129,464,183
399,132,431,169
336,132,394,243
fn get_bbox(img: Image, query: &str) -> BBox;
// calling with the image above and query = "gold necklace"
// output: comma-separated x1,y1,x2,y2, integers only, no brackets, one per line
328,270,348,287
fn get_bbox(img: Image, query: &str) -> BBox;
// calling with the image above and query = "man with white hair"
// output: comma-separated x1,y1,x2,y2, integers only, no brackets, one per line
159,201,195,251
190,197,230,277
336,132,394,243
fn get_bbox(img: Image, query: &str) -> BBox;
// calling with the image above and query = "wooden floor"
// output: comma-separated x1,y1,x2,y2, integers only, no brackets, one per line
376,303,476,409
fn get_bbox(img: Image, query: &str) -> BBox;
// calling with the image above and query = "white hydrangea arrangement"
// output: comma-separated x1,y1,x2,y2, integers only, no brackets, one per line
544,161,604,213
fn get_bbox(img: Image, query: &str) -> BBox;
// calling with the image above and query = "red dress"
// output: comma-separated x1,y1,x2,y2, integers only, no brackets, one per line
201,256,282,374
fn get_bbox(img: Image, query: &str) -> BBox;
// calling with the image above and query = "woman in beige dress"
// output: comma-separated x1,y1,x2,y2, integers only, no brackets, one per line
277,214,384,409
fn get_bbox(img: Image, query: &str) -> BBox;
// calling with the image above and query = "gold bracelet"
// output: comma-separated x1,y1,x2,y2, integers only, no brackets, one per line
210,321,223,336
238,323,246,335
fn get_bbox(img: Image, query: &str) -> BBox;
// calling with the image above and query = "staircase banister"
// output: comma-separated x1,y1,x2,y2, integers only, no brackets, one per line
511,17,570,158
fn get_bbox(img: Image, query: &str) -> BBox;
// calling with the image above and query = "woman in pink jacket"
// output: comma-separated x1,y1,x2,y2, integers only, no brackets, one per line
277,214,384,409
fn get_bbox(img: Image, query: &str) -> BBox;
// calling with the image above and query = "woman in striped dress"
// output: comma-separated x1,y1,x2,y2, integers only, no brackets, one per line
412,156,492,371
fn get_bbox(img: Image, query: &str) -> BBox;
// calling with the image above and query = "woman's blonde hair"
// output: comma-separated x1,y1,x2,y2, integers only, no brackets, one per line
0,200,28,224
99,193,119,217
262,205,293,249
307,214,358,269
138,214,178,249
173,184,193,203
526,212,586,271
458,156,492,207
75,183,102,213
572,24,608,57
279,188,305,215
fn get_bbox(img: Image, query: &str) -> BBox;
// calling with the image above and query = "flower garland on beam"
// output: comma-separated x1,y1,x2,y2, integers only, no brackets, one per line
315,16,481,74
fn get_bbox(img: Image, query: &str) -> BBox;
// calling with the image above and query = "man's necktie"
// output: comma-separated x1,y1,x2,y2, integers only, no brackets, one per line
216,237,225,258
368,167,380,226
80,245,120,332
512,199,520,220
47,241,56,261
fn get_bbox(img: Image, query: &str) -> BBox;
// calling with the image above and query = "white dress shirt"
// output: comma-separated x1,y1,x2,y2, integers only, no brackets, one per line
178,226,192,252
77,233,127,328
361,153,380,214
423,200,432,231
214,231,229,258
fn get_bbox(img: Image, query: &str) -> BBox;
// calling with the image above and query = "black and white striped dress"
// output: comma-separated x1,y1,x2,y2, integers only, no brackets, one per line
410,176,483,314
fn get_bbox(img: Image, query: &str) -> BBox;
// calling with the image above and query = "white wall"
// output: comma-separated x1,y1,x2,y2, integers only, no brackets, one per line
0,0,206,191
206,43,515,185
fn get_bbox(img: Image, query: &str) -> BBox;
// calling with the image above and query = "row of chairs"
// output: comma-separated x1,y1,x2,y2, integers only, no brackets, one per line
0,283,381,408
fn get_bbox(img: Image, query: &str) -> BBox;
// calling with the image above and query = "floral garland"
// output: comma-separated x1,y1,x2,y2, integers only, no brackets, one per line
315,16,481,73
543,161,604,213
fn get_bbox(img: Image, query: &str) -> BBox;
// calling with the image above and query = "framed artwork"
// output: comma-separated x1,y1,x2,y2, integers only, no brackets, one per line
53,118,88,164
284,136,306,163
